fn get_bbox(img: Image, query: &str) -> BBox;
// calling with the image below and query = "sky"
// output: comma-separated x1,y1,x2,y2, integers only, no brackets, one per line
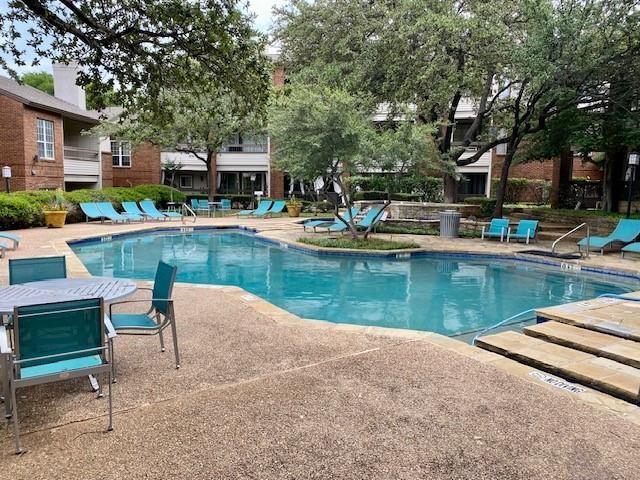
1,0,284,76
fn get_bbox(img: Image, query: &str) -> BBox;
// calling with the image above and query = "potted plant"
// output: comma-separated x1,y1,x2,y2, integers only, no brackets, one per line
42,189,68,228
286,196,302,217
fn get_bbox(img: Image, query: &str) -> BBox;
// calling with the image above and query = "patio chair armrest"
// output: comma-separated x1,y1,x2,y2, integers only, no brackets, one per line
0,325,10,354
506,227,512,242
104,314,117,339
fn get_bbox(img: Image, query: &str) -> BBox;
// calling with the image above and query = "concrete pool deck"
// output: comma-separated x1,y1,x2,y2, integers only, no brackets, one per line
1,217,640,478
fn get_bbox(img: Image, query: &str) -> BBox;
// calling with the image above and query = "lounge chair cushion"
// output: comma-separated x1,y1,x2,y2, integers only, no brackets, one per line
111,313,159,330
19,354,103,380
622,242,640,253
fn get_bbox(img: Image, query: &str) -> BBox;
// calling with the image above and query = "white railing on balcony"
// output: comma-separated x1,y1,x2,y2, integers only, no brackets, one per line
64,146,100,178
221,143,267,153
63,146,100,162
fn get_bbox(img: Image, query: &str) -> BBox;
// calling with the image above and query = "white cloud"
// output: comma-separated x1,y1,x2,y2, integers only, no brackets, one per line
247,0,286,33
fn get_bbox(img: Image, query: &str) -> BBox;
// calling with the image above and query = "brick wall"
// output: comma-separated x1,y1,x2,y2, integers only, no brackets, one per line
269,170,285,199
22,106,65,190
492,153,603,181
0,95,26,190
272,66,285,87
101,151,113,187
112,142,161,187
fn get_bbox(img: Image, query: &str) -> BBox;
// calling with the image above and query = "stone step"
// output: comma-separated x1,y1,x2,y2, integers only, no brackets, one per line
536,298,640,342
524,321,640,369
476,331,640,403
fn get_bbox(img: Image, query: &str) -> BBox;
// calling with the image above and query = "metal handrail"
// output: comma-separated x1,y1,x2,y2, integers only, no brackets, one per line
551,222,589,258
181,203,197,223
471,308,537,345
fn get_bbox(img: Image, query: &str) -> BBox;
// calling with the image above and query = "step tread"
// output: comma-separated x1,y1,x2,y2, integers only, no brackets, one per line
536,298,640,342
476,331,640,402
524,321,640,368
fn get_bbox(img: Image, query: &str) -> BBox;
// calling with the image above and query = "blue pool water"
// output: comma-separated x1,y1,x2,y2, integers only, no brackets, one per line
71,229,638,336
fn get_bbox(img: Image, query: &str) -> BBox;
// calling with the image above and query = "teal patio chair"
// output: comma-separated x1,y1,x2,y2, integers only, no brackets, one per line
80,202,105,223
1,298,113,453
0,232,20,250
97,202,140,222
140,200,181,220
108,261,179,381
256,200,286,217
190,199,210,216
481,218,510,242
219,199,232,216
507,220,539,244
9,256,66,285
238,200,272,216
123,201,163,220
578,219,640,255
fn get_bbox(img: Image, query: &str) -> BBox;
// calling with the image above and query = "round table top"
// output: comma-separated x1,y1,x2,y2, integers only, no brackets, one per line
0,277,137,315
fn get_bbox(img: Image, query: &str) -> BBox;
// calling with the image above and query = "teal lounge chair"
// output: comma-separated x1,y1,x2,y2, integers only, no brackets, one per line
108,261,180,381
303,207,360,232
219,199,232,214
2,298,113,453
140,200,182,220
9,256,66,285
324,206,384,233
97,202,140,222
578,219,640,255
80,202,105,223
256,200,286,217
123,201,162,220
0,232,20,249
507,220,539,244
0,241,7,258
481,218,509,242
621,242,640,258
238,200,272,216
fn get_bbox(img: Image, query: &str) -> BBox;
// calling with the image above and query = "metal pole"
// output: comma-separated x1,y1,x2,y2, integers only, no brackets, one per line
4,177,9,193
627,164,636,219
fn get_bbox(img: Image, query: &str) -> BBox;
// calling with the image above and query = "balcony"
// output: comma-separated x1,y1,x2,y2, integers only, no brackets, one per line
221,143,268,153
63,146,101,182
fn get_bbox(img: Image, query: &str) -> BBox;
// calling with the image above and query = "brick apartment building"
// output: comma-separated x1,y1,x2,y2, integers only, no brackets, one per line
0,64,160,193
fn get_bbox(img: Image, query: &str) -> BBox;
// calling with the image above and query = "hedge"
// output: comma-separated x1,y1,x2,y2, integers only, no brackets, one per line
0,184,185,230
464,197,497,217
349,174,443,202
491,178,551,205
353,191,423,202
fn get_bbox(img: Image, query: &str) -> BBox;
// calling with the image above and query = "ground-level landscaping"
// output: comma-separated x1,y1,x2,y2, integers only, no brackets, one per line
298,236,420,250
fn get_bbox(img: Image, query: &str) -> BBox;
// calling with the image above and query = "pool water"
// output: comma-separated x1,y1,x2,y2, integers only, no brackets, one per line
71,230,638,336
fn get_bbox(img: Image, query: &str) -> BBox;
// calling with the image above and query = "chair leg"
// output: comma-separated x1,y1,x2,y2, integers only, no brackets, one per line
159,329,166,352
109,337,117,384
106,368,113,432
170,316,180,369
10,383,23,454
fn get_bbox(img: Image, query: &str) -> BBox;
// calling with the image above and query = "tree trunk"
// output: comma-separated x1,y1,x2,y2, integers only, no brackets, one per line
602,148,625,212
206,151,217,201
493,150,514,218
443,174,457,203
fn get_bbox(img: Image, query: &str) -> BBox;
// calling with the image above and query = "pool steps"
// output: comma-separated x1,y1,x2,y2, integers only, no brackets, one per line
476,296,640,404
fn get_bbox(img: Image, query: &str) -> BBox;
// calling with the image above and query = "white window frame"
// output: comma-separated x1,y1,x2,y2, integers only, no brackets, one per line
111,140,132,167
37,118,55,160
179,175,193,189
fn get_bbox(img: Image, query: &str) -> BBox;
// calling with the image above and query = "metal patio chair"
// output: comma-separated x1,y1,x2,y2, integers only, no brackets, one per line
9,256,67,285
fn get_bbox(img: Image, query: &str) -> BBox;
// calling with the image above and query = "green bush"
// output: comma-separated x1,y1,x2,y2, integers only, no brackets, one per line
0,194,44,229
0,184,185,230
491,178,550,204
464,197,496,217
353,191,422,202
349,174,443,202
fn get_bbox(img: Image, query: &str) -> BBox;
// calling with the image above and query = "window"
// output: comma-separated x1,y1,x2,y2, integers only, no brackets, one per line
179,175,193,189
111,140,132,167
37,118,55,159
457,173,487,196
452,120,472,144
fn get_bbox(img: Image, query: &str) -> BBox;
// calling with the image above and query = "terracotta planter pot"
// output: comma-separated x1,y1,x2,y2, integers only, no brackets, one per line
43,210,67,228
287,204,301,217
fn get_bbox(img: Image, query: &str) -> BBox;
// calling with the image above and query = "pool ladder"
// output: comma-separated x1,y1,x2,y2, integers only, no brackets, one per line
551,223,590,258
181,203,197,223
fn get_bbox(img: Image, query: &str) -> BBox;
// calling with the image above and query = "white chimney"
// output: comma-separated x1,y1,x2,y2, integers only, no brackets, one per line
52,62,87,110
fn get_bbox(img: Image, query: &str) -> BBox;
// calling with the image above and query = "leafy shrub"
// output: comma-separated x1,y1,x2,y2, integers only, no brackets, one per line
0,184,185,229
0,194,43,229
353,191,422,202
464,197,497,217
350,174,443,202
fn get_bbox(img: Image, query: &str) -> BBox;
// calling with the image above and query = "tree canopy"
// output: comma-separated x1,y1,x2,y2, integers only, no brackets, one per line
19,71,53,94
1,0,271,112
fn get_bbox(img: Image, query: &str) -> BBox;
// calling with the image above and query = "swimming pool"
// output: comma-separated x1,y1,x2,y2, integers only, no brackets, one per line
70,229,638,336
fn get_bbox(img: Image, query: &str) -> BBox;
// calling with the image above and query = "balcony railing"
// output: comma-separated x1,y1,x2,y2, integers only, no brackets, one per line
220,143,267,153
63,146,99,162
